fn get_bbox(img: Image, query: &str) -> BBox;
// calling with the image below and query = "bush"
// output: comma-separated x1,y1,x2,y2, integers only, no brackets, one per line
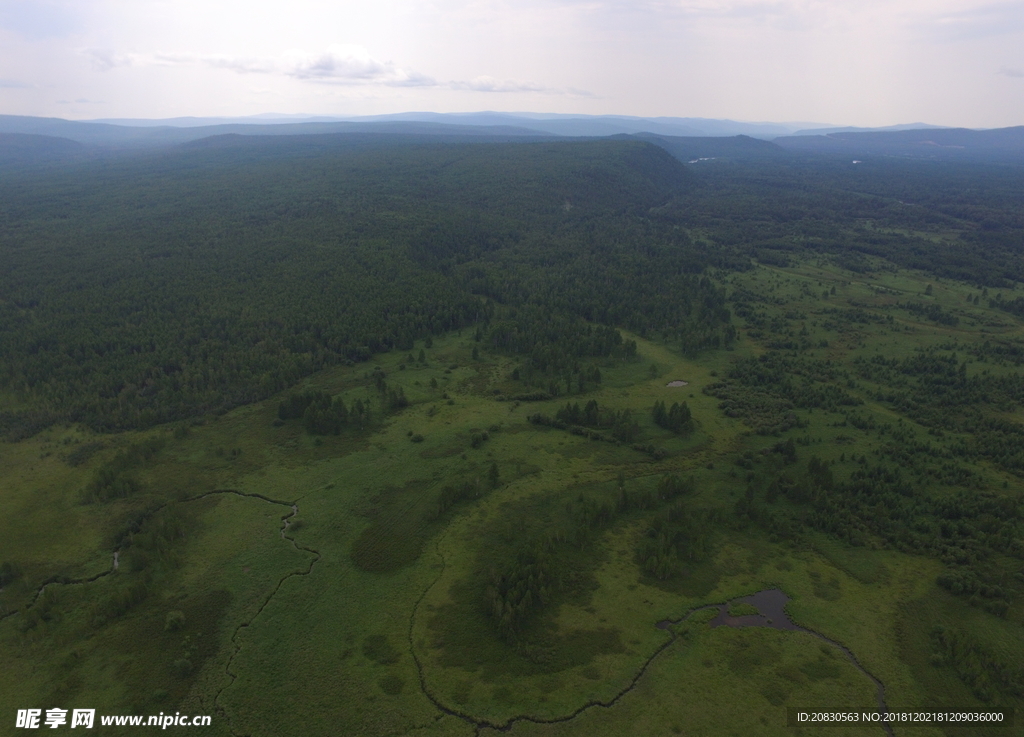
164,610,185,632
0,561,23,587
362,634,400,665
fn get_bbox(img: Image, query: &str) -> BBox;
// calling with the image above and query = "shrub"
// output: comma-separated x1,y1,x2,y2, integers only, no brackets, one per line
362,634,400,665
164,610,185,632
0,561,23,587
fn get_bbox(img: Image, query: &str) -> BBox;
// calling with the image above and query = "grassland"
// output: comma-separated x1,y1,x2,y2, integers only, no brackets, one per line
3,252,1024,736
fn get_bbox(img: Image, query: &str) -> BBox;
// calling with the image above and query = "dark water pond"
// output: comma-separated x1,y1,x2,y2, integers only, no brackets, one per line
657,588,892,736
708,588,799,630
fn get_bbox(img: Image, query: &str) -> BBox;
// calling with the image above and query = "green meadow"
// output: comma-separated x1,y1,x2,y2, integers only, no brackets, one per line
4,252,1023,736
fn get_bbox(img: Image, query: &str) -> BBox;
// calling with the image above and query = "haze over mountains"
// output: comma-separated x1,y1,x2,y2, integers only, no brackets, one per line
1,111,1022,166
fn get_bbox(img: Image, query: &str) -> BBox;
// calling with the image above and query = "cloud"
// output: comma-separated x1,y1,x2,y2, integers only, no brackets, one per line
451,76,553,93
154,52,278,75
916,2,1024,42
449,76,593,95
0,78,31,88
616,0,1024,38
92,45,438,87
79,43,582,96
281,45,435,86
999,66,1024,77
85,49,136,71
612,0,829,26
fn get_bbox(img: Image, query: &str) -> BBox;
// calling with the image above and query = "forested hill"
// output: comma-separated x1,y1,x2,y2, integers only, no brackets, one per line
0,137,734,437
171,132,691,214
0,132,90,168
617,133,789,162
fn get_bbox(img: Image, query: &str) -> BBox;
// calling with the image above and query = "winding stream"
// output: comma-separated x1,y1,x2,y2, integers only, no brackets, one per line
410,562,893,736
202,493,322,736
0,489,320,737
658,588,893,737
6,498,889,735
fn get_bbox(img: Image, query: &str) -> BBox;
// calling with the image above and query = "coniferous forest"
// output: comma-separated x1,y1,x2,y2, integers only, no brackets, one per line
3,130,1024,735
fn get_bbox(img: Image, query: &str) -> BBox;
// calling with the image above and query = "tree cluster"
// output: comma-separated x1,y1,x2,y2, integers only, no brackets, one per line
651,400,693,434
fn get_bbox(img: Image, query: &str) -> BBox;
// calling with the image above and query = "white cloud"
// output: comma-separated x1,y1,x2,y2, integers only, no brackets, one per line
149,52,279,75
604,0,1024,39
88,45,437,87
85,48,136,72
0,77,31,88
81,44,582,94
449,75,592,94
282,45,434,85
906,1,1024,42
451,76,551,93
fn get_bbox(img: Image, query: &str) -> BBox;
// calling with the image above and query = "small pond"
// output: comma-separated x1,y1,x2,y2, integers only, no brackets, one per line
656,588,893,737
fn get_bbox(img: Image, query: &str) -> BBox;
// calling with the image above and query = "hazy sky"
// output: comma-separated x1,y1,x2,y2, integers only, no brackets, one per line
0,0,1022,127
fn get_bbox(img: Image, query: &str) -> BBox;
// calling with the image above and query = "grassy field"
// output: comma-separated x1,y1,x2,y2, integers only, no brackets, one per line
3,253,1024,736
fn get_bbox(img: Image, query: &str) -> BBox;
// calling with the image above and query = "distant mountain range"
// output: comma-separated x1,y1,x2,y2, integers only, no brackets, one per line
335,112,828,138
774,126,1024,162
790,122,948,136
0,112,1022,165
0,114,549,148
84,112,827,138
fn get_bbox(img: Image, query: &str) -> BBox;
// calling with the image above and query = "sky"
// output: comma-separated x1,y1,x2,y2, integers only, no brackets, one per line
0,0,1022,127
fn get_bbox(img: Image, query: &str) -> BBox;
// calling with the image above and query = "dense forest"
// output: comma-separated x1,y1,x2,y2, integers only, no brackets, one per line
0,136,736,437
5,134,1023,440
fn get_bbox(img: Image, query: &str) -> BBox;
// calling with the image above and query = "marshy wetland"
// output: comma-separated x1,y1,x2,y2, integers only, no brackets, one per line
2,138,1024,735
